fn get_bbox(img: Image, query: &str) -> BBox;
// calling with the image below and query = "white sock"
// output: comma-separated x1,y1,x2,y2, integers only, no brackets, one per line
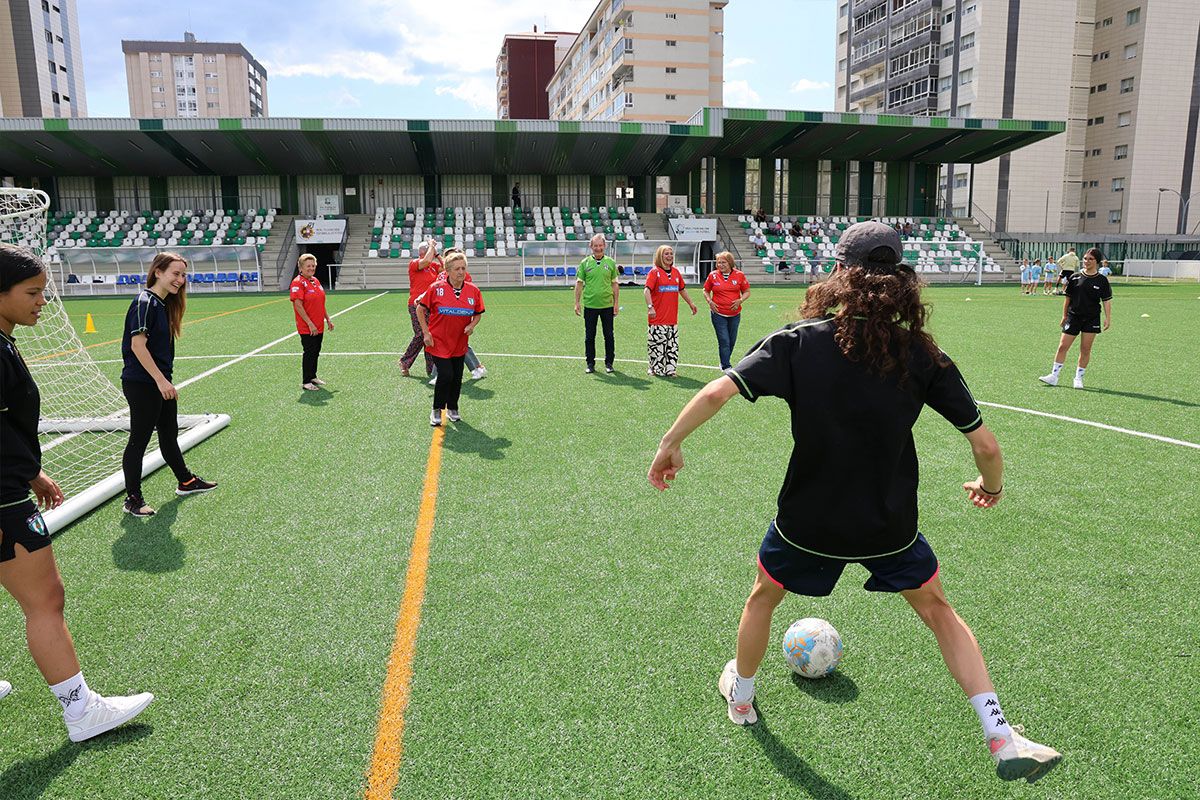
1050,362,1064,377
731,671,755,703
49,671,93,721
1076,366,1086,379
970,691,1013,741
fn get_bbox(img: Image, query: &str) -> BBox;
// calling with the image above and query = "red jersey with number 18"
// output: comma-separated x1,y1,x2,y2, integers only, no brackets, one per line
418,279,485,358
289,275,326,334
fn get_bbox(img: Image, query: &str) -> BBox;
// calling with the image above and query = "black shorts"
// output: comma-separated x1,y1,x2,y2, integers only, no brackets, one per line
0,498,52,562
757,520,939,597
1062,314,1102,336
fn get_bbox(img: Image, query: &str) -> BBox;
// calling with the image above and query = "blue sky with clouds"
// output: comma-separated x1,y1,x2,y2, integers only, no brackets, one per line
78,0,836,119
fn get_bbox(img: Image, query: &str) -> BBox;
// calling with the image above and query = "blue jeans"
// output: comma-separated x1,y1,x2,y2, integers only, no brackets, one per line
710,311,741,370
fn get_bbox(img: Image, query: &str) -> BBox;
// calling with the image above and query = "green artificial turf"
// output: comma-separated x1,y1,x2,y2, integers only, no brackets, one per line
1,283,1197,799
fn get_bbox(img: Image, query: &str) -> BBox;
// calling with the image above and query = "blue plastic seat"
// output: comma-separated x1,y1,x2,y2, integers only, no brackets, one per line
533,267,545,279
523,267,535,279
239,272,252,282
554,267,566,279
566,266,577,278
202,273,216,283
116,274,130,285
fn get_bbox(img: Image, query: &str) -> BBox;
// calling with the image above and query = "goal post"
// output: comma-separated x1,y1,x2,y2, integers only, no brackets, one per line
1,187,230,533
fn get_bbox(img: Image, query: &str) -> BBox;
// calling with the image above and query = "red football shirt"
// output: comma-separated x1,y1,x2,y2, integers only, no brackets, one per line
408,257,442,305
419,279,485,358
289,275,327,334
703,268,750,316
646,266,686,326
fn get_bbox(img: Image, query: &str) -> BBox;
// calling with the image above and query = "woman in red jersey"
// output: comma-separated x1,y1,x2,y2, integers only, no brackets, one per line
290,253,334,391
417,251,484,426
644,244,698,377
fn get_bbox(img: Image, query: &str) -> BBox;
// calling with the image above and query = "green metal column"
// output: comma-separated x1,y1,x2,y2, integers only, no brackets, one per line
884,161,910,216
857,161,874,217
689,166,702,211
220,176,239,213
828,161,848,217
714,157,745,215
94,177,115,213
148,177,169,212
341,175,360,214
914,164,939,216
279,176,300,215
491,175,508,208
788,160,819,215
628,174,651,213
541,177,557,209
668,174,689,197
590,175,606,208
759,161,775,216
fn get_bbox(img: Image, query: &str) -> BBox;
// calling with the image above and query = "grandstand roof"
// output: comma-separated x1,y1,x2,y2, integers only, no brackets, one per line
0,108,1064,178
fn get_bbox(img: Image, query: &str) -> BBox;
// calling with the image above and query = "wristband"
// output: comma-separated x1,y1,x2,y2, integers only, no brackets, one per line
980,484,1003,496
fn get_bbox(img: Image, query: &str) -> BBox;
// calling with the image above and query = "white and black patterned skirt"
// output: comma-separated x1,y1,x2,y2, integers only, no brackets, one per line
647,324,678,376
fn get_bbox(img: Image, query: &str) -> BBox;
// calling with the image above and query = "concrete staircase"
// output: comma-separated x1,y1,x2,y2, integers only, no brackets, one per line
956,217,1021,278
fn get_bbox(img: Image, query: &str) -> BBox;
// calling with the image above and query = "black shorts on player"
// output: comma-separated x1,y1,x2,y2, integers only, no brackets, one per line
1062,314,1101,336
757,521,938,597
0,499,52,562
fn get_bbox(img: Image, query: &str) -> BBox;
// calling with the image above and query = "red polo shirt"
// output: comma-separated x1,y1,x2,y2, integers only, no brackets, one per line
289,275,326,334
408,257,442,306
703,268,750,316
419,279,485,358
646,266,686,326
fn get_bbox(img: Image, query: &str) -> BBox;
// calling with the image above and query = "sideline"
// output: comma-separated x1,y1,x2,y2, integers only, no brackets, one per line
364,427,445,799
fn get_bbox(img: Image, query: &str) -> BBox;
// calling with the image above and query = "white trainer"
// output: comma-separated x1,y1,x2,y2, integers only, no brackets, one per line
1073,376,1084,389
65,692,155,743
1038,373,1059,386
717,659,758,726
446,410,462,422
430,409,442,427
470,366,488,380
428,377,438,386
0,679,11,700
991,725,1062,783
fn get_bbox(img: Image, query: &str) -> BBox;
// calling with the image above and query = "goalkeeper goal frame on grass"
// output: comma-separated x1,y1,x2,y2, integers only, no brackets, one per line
1,187,229,533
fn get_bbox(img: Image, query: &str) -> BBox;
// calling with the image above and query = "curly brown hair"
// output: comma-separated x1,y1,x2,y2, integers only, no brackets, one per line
800,260,944,385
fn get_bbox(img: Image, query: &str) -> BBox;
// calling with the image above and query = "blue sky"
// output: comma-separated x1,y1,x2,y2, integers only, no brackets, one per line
78,0,836,119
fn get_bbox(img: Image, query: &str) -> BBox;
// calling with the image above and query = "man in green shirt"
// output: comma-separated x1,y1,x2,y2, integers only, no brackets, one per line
573,234,620,373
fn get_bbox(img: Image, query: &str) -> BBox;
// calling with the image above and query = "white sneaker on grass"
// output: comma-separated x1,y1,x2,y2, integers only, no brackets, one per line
1038,373,1058,386
65,692,155,743
430,409,442,427
470,366,487,380
717,659,757,726
991,725,1062,783
302,382,319,391
428,377,438,386
311,378,327,386
446,410,462,422
1073,376,1084,389
0,679,11,700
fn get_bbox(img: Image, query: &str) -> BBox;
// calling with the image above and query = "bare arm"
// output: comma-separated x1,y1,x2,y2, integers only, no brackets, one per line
574,280,583,315
416,304,433,346
680,287,698,314
130,334,176,399
612,281,620,315
648,376,741,489
643,286,655,319
1102,298,1112,329
961,425,1004,508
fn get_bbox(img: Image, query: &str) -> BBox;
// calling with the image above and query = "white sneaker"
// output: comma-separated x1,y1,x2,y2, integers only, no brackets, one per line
470,366,488,380
311,378,327,386
991,725,1062,783
0,679,11,700
1038,373,1059,387
1073,376,1084,389
446,410,462,422
428,377,438,386
717,659,757,726
302,382,319,391
65,692,155,743
430,409,442,427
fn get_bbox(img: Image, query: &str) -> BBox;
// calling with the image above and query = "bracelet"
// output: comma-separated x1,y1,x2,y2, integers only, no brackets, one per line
980,484,1003,496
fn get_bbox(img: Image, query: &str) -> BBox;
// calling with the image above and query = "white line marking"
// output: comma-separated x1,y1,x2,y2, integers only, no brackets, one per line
976,401,1200,450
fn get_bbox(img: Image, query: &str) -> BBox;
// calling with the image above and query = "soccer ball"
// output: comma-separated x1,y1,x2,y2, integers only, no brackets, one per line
782,618,843,679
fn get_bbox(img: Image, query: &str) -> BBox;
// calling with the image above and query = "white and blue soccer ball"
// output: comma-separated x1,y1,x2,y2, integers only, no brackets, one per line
782,618,843,679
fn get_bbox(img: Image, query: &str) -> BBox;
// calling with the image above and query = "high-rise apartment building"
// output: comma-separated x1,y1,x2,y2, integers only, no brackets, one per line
497,29,577,120
837,1,1200,234
0,0,87,118
123,32,267,119
548,0,727,124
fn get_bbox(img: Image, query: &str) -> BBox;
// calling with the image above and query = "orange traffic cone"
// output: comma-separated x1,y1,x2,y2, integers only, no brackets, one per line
84,313,97,333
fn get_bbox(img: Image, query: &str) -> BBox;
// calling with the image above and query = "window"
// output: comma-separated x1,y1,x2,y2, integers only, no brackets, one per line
838,58,847,73
205,72,218,79
1091,83,1107,93
665,12,676,19
1086,211,1097,219
665,39,677,46
51,91,60,103
1109,210,1122,223
55,34,62,42
1118,111,1131,127
1093,51,1110,61
839,30,848,45
44,29,53,43
1097,16,1112,28
1088,116,1104,125
854,3,888,32
889,43,936,78
964,3,976,14
1120,77,1134,93
150,54,161,62
1091,148,1102,156
48,59,56,72
1114,144,1128,160
959,68,973,85
152,85,165,93
954,173,968,188
206,87,219,94
938,75,953,92
942,42,955,58
625,91,633,108
1087,180,1099,188
624,37,633,53
1112,178,1125,191
666,94,676,100
153,101,166,109
960,32,975,50
944,11,954,24
40,0,49,11
1124,43,1137,59
839,3,848,17
204,56,216,63
1127,7,1140,24
207,101,219,108
149,70,162,78
59,65,65,72
956,103,972,116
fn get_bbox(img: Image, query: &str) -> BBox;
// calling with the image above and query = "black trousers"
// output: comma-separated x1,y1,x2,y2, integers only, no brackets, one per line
122,380,191,498
300,332,323,384
583,306,615,368
431,355,466,411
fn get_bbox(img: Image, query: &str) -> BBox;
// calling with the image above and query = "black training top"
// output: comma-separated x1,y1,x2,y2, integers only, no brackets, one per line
726,317,983,560
121,289,174,383
0,330,41,504
1065,271,1112,318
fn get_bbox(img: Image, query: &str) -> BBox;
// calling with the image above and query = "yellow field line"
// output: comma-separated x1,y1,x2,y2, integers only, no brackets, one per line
31,298,287,362
364,426,445,800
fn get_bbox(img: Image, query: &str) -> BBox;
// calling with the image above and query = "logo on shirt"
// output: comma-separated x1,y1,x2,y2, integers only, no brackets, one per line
658,286,680,293
26,511,48,538
468,297,475,306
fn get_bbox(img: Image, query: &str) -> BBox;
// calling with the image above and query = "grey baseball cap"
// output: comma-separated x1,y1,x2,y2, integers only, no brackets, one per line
834,221,903,271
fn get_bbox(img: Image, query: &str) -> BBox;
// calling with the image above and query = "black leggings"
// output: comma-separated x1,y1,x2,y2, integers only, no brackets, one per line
300,332,323,384
122,380,191,498
431,356,465,411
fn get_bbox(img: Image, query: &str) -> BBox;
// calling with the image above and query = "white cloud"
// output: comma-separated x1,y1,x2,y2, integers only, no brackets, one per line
790,79,832,93
723,79,761,107
332,88,362,109
435,77,496,114
726,57,755,69
269,50,422,86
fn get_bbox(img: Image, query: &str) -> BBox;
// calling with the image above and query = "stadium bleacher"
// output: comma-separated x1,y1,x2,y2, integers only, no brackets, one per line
44,208,277,263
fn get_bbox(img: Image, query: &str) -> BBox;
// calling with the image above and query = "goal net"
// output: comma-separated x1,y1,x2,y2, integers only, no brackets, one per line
1,187,229,533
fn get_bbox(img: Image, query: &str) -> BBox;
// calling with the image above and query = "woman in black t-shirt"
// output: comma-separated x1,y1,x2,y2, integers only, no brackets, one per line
120,252,217,516
647,222,1062,784
0,244,153,740
1038,247,1113,390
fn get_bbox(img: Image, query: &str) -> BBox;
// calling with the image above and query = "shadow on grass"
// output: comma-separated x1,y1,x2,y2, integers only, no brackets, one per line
0,724,153,800
790,671,860,704
596,369,652,391
460,381,495,400
746,712,858,800
297,387,335,406
442,420,512,460
659,373,707,390
1080,386,1200,408
112,499,183,573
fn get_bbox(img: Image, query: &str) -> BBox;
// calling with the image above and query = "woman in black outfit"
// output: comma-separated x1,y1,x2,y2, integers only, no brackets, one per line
121,251,217,516
0,243,153,740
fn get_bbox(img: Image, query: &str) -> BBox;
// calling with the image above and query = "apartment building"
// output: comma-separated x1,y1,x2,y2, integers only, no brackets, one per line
836,0,943,116
123,31,267,119
0,0,87,118
497,29,577,120
547,0,727,124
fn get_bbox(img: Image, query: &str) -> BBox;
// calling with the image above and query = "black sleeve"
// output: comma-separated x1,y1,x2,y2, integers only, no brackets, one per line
1099,275,1113,301
925,354,983,434
726,327,795,403
128,296,154,336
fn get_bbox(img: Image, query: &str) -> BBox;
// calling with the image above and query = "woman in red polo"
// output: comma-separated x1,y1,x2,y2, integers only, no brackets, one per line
290,253,333,391
417,251,484,426
703,251,751,370
644,244,698,377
